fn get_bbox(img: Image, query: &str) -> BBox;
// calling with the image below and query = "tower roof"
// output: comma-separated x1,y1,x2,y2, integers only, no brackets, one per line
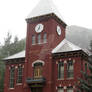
27,0,64,22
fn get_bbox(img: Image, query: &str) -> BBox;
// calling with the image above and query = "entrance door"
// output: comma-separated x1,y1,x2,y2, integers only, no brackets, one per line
31,88,42,92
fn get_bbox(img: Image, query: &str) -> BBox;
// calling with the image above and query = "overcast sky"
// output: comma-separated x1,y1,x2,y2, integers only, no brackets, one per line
0,0,92,44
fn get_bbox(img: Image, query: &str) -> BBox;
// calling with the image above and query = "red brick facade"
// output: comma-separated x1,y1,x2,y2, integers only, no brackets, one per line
4,14,88,92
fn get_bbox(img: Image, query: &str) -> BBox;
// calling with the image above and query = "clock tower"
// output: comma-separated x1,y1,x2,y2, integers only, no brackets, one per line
3,0,89,92
25,0,67,92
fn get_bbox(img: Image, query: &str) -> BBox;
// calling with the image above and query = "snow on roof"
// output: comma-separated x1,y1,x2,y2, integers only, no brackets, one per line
4,50,25,60
27,0,65,22
52,39,82,53
3,39,89,60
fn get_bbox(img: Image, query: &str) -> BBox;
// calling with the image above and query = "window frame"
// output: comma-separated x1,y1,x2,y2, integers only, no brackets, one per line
58,87,64,92
43,33,47,43
34,63,43,78
67,87,73,92
85,63,87,73
9,67,15,88
37,34,41,44
32,35,36,45
58,62,64,79
67,60,74,78
16,66,23,84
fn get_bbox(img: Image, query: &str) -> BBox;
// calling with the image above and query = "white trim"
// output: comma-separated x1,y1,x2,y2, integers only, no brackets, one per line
58,78,64,80
64,86,67,89
15,66,18,69
64,60,67,64
73,86,75,89
32,60,45,67
73,59,75,63
9,88,14,90
16,83,22,85
59,84,62,87
69,84,71,87
56,86,57,90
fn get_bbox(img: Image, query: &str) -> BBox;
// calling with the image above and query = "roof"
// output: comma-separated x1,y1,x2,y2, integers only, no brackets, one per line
52,39,82,53
4,39,90,60
4,50,25,60
27,0,65,22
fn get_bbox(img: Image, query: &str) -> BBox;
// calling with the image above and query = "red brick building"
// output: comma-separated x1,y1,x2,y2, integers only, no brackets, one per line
4,0,89,92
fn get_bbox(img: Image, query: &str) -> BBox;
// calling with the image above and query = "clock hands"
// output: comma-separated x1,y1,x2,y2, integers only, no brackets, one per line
35,24,44,33
37,25,40,32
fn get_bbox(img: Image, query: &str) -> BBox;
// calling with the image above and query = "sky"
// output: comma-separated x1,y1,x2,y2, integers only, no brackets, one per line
0,0,92,44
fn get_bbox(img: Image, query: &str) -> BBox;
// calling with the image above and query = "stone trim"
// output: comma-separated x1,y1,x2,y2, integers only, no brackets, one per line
52,50,88,61
32,60,45,67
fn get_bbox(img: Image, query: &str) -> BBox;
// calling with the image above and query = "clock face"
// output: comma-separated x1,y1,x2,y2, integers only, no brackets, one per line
35,24,44,33
57,26,61,35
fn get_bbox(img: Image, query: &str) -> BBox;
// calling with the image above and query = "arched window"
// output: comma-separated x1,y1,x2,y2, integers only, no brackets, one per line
43,33,47,43
37,34,41,44
32,35,35,45
34,62,43,78
17,66,23,83
9,67,15,88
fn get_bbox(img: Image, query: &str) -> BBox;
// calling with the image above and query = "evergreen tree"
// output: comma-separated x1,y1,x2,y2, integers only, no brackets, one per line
0,32,26,92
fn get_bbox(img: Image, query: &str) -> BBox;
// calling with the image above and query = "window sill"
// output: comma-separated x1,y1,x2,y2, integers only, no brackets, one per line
58,78,64,80
16,83,22,85
9,88,14,90
66,77,74,80
43,42,47,44
32,44,36,45
32,42,47,45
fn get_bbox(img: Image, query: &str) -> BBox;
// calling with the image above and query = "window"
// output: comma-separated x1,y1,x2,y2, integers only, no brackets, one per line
17,66,23,83
58,62,64,79
9,67,15,88
37,34,41,44
43,33,47,43
58,87,64,92
85,63,87,73
67,87,73,92
32,35,35,45
34,63,42,78
67,60,74,78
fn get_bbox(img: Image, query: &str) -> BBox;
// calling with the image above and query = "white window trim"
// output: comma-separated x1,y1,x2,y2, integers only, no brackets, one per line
16,83,22,85
32,60,45,67
9,88,15,90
